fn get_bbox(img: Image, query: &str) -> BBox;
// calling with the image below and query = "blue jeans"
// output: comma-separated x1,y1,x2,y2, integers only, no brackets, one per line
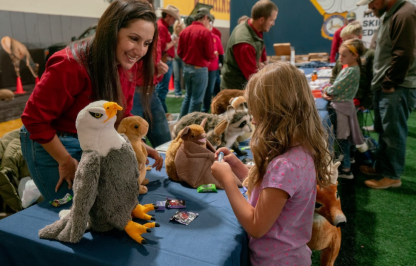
156,60,173,113
173,58,183,96
373,87,416,179
179,65,208,118
202,70,218,112
131,90,171,148
338,139,351,169
20,126,82,202
213,68,221,97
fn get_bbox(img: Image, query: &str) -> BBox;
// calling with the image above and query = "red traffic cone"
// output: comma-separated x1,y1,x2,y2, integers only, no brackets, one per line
168,74,174,91
35,77,40,85
15,77,26,94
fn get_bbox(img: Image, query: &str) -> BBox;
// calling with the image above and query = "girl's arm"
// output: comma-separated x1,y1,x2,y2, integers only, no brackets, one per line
212,162,288,238
324,67,353,96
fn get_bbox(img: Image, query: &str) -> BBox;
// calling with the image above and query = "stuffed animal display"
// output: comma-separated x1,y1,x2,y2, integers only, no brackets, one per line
210,89,244,115
117,116,150,194
173,106,252,156
166,119,242,188
307,161,346,266
39,101,159,244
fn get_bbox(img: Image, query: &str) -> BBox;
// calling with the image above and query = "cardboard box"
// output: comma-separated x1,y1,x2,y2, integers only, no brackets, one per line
295,55,310,63
308,52,329,63
273,43,291,56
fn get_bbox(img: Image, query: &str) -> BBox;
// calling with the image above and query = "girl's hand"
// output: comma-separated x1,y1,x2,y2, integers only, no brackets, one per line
322,91,333,101
211,161,234,187
56,155,78,192
215,147,239,166
145,145,163,171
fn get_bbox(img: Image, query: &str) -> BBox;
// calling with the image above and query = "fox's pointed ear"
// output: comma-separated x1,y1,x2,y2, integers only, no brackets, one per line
226,106,236,120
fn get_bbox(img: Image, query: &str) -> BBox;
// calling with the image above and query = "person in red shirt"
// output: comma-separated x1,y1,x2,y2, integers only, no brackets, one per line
155,5,181,113
202,21,225,113
177,8,216,117
20,0,163,201
330,12,356,63
221,0,278,90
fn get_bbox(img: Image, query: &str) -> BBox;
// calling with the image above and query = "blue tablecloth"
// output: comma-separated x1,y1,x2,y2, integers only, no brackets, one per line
0,155,249,266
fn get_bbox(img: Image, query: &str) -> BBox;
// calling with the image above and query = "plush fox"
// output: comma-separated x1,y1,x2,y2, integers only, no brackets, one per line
307,161,346,266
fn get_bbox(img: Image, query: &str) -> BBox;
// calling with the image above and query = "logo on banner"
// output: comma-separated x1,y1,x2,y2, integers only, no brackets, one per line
321,13,347,40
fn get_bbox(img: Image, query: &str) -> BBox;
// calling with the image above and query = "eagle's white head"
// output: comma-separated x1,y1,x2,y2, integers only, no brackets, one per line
76,100,126,156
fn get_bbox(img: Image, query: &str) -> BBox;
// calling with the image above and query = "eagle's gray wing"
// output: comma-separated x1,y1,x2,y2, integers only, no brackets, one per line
39,150,100,243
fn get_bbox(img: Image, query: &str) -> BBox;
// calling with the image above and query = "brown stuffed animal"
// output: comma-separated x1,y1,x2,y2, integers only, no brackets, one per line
307,161,346,266
117,116,149,194
0,89,14,101
210,89,244,115
166,119,208,182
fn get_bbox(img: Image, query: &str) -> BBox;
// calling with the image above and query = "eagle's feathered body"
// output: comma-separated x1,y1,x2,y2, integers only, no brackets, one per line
39,101,158,244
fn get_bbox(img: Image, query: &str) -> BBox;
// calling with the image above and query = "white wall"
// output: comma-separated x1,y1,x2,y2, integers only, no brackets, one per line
0,0,110,18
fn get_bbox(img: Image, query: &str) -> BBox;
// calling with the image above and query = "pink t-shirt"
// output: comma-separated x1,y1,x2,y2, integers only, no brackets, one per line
248,147,317,266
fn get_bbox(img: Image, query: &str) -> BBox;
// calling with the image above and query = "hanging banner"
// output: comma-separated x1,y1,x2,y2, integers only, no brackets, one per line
310,0,379,46
163,0,230,21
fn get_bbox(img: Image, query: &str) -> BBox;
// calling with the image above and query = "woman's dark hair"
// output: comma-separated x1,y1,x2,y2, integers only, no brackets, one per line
69,0,157,122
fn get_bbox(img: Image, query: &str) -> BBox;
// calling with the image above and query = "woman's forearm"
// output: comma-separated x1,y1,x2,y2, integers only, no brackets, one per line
41,135,71,164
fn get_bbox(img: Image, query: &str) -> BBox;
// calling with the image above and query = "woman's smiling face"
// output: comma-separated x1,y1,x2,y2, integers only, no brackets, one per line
116,19,155,70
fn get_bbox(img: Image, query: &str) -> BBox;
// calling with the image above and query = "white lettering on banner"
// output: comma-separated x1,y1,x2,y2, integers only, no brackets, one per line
312,0,416,46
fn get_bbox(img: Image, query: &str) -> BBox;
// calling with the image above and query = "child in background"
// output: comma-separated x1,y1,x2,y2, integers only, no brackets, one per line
330,21,375,129
323,39,366,179
211,62,332,266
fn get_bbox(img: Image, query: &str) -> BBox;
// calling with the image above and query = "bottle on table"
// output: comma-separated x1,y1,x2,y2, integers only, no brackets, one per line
311,71,318,81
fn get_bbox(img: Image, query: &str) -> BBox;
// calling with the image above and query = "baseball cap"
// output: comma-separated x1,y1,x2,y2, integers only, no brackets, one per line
346,12,357,21
197,7,214,21
356,0,373,6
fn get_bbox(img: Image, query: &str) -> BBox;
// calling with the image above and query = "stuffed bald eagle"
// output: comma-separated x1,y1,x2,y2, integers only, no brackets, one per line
39,100,159,244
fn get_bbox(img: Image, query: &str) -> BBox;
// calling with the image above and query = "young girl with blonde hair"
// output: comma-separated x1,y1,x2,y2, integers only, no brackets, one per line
323,38,366,179
212,62,332,266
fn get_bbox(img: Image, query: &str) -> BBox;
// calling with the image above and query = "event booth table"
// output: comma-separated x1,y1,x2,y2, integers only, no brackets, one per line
0,154,249,266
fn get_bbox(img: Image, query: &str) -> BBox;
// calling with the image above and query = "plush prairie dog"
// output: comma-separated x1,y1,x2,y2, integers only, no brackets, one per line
118,116,149,194
0,89,14,101
210,89,244,115
166,119,208,181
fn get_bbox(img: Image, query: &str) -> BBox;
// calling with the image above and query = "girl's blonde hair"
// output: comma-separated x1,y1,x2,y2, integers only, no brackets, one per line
340,38,365,67
173,20,186,35
340,21,363,39
244,62,332,196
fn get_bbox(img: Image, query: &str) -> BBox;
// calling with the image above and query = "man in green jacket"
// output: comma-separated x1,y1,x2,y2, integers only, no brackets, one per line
221,0,278,90
357,0,416,189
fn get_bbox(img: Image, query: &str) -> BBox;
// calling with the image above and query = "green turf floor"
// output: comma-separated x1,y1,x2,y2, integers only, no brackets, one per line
166,95,416,265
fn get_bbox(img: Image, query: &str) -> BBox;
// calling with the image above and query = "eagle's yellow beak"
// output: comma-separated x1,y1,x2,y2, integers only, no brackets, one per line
103,102,123,123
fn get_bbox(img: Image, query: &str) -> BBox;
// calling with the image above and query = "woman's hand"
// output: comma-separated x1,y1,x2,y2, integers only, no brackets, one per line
156,61,169,78
144,144,163,171
211,161,234,188
56,155,78,192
